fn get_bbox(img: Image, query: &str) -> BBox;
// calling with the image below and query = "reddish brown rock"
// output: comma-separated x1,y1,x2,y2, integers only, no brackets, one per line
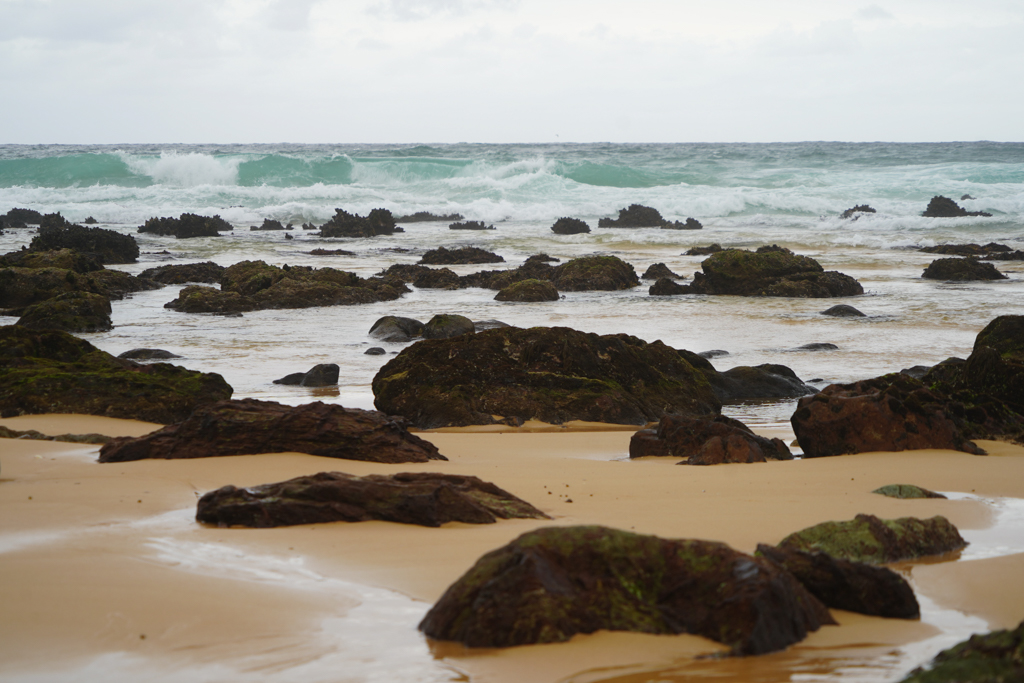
629,414,792,464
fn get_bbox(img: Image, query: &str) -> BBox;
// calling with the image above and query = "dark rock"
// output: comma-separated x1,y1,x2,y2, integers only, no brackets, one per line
1,208,44,228
778,513,968,564
139,213,232,238
473,319,511,331
839,205,876,219
16,291,113,332
708,364,816,401
82,216,98,224
30,215,139,264
118,348,182,360
422,314,475,339
922,257,1007,281
272,372,306,386
418,525,833,654
685,244,722,256
550,217,590,235
689,247,863,298
376,264,462,289
922,195,992,218
372,326,721,428
661,217,702,230
797,343,839,351
164,285,257,314
821,304,865,317
961,194,976,201
899,620,1024,683
0,326,232,422
369,316,425,343
873,484,947,499
642,263,681,280
791,374,986,458
526,253,560,263
138,261,226,284
320,208,400,237
900,365,932,380
0,248,103,273
0,265,157,310
395,211,464,223
598,204,668,228
755,544,919,619
698,349,729,359
302,222,318,230
983,249,1024,261
649,278,691,296
494,279,559,302
309,248,356,256
419,246,504,265
250,218,287,231
548,255,639,291
629,414,792,464
921,242,1011,256
449,220,495,231
365,347,386,355
0,425,111,444
196,471,548,528
98,398,444,463
300,363,339,387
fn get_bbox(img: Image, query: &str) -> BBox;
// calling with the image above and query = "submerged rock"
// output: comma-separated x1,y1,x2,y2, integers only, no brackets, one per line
494,278,559,302
778,513,967,564
550,217,590,235
419,246,504,265
138,213,232,238
840,205,876,219
649,278,690,296
29,214,139,263
249,218,287,231
449,220,495,231
598,204,667,228
419,525,834,654
688,247,863,298
16,291,113,332
395,211,464,223
641,263,681,280
118,348,182,360
685,244,722,256
273,363,340,387
706,363,815,402
0,266,157,309
872,484,947,500
899,620,1024,683
922,257,1007,281
369,315,425,342
1,207,44,228
922,195,992,218
821,304,865,317
0,247,103,273
629,414,793,464
196,471,549,528
98,398,444,464
920,242,1011,257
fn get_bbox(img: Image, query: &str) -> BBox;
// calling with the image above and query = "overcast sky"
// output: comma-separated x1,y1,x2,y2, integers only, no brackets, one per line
2,0,1022,144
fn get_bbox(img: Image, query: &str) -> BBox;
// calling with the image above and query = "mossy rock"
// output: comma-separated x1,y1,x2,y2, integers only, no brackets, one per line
550,255,639,291
16,291,113,332
494,278,559,302
691,247,863,297
138,213,231,238
29,215,139,264
139,262,226,284
778,513,967,564
419,246,504,265
974,315,1024,362
900,619,1024,682
0,265,158,310
0,325,232,422
0,248,103,273
872,484,947,499
164,285,256,313
422,314,475,339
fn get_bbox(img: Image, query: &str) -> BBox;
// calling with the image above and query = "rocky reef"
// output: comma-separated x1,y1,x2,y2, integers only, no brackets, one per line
29,214,139,264
138,213,232,238
319,208,402,237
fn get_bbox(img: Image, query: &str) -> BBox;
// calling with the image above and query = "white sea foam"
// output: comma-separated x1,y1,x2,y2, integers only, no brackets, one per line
117,151,243,187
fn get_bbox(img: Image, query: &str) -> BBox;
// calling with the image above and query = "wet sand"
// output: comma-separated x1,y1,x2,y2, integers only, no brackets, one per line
1,414,1023,682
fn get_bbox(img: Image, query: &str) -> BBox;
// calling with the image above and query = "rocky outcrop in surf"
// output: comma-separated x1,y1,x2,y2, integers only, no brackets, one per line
29,214,140,263
494,278,559,302
550,217,590,234
319,208,402,237
138,213,233,238
921,195,992,218
418,246,504,265
15,291,113,332
922,257,1007,281
139,261,226,284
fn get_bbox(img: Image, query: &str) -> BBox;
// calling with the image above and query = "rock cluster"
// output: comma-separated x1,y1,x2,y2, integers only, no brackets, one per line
395,211,464,223
449,220,494,230
1,207,45,228
900,620,1024,683
138,213,232,238
686,246,864,298
139,261,226,284
920,242,1011,257
840,204,876,219
598,204,699,229
320,208,402,237
494,278,559,302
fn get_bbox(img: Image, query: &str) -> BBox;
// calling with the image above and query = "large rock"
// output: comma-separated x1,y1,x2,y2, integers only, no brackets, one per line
139,261,226,284
921,195,992,218
375,264,462,289
449,220,494,231
1,207,44,228
419,525,834,654
0,325,232,422
16,291,113,332
0,265,158,310
922,257,1007,281
821,304,865,317
274,363,340,386
395,211,463,223
791,374,985,457
118,348,182,360
641,263,681,280
689,247,863,298
920,242,1011,256
629,414,793,464
29,214,139,263
899,620,1024,683
0,248,103,273
550,217,590,234
707,363,815,402
597,204,667,228
195,471,549,528
372,326,720,428
138,213,232,238
494,279,559,302
755,544,919,619
778,514,967,564
319,208,401,237
649,278,690,296
419,246,503,265
548,255,640,291
422,314,475,339
369,315,425,342
98,398,444,463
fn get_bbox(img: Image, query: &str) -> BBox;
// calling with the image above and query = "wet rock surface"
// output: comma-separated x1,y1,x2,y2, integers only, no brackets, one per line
29,214,140,263
273,363,340,387
550,217,590,234
369,315,425,342
629,414,793,464
395,211,464,223
899,619,1024,683
707,363,816,401
99,398,444,464
649,278,690,296
920,242,1011,257
15,291,113,332
422,314,475,339
494,278,559,302
685,244,722,256
922,257,1007,281
449,220,494,231
118,348,182,360
319,208,401,237
419,525,834,654
196,471,549,528
872,484,947,499
0,247,103,273
821,304,866,317
688,247,863,298
840,205,876,219
921,195,992,218
778,513,967,564
138,213,232,238
419,246,504,265
0,265,158,310
139,261,226,284
641,263,681,280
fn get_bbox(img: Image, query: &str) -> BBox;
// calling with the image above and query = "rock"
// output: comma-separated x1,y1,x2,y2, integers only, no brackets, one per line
0,424,111,444
372,326,721,428
597,204,667,228
526,253,559,263
365,347,386,355
16,292,113,332
1,208,44,228
629,414,793,464
550,217,590,234
686,244,722,256
778,513,968,564
642,263,680,280
494,279,559,302
707,364,816,401
473,319,511,331
309,248,356,256
698,349,729,359
375,264,462,289
0,247,103,273
449,220,494,230
118,348,182,360
922,195,992,218
662,218,703,230
83,216,98,224
821,304,865,317
419,525,834,654
921,242,1011,256
163,285,257,314
300,363,339,387
319,208,400,237
419,246,504,265
0,265,157,310
689,247,864,298
29,214,139,263
899,365,932,380
922,257,1007,281
839,205,876,219
272,372,306,386
369,315,425,343
395,211,464,223
899,620,1024,683
0,325,232,422
548,255,640,291
797,343,839,351
138,213,232,238
755,544,919,619
250,218,287,231
138,261,226,284
98,398,445,464
649,278,690,296
791,374,986,458
872,484,947,499
196,471,548,528
983,249,1024,261
422,314,475,339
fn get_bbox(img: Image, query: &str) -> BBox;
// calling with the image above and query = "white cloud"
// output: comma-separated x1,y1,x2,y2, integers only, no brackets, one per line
856,4,894,21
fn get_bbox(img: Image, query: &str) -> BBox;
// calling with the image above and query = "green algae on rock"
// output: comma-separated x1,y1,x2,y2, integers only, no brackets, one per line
872,484,947,499
494,278,559,302
900,619,1024,683
778,513,967,564
689,246,863,298
419,525,834,655
29,215,140,264
16,291,113,332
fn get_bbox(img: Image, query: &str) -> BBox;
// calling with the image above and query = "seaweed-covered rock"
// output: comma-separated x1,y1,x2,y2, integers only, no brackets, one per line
921,242,1011,256
629,414,792,464
649,278,691,296
164,285,257,313
376,264,462,289
597,204,667,228
642,263,680,280
0,248,103,273
138,213,232,238
0,325,232,422
689,247,863,297
320,208,400,237
494,279,559,302
422,314,475,339
922,196,992,218
369,315,425,342
16,291,113,332
922,257,1007,281
118,348,182,360
899,620,1024,683
395,211,464,223
550,255,639,291
686,244,722,256
778,514,967,564
419,246,504,265
196,471,548,528
873,484,947,500
29,215,139,263
372,326,720,428
419,525,834,654
755,544,919,619
98,398,443,463
791,374,985,457
0,266,157,310
0,425,111,444
821,304,866,317
138,261,226,284
707,364,816,402
550,217,590,235
840,205,876,219
449,220,494,231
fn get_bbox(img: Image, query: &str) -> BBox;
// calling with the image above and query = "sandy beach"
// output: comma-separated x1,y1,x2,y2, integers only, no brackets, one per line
2,413,1023,682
